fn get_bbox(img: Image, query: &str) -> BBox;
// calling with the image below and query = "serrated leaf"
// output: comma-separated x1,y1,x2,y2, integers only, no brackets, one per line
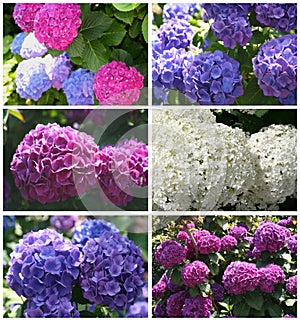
129,20,142,38
80,3,90,20
142,14,148,43
112,3,140,11
114,10,134,24
81,12,113,41
83,40,108,72
246,291,264,310
111,48,133,66
67,33,85,57
8,109,25,122
101,20,126,46
70,56,83,65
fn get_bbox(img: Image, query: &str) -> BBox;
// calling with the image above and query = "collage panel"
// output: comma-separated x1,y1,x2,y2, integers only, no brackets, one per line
3,214,148,318
4,109,148,211
152,214,297,318
4,3,148,106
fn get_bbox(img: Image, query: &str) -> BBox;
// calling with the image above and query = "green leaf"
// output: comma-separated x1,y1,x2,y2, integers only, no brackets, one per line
233,302,250,317
70,56,83,65
129,20,142,38
267,304,282,317
136,5,147,19
142,14,148,43
255,109,269,118
83,40,109,72
114,10,134,24
285,299,297,307
80,3,90,20
171,268,182,285
79,311,94,318
250,30,266,45
67,33,85,57
101,20,126,46
47,48,62,57
246,291,264,310
81,12,113,41
111,48,133,66
112,3,140,12
8,109,25,122
189,285,200,297
209,263,219,276
72,284,90,304
127,232,148,262
3,35,13,55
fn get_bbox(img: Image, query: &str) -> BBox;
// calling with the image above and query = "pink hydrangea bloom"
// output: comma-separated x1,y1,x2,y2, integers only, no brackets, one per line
182,295,213,318
229,225,248,240
94,61,144,105
286,275,297,296
181,261,210,287
152,272,168,299
155,240,187,268
221,235,238,252
166,291,189,317
257,264,285,293
34,4,81,51
13,4,44,32
184,230,211,259
196,234,221,254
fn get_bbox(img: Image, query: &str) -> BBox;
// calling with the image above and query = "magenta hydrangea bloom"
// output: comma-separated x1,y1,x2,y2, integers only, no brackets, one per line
286,275,297,296
182,294,213,318
155,240,187,268
229,225,248,240
166,291,189,317
152,272,168,299
222,261,259,295
94,61,144,105
221,235,238,252
196,234,221,254
184,230,211,259
181,260,210,287
288,235,297,254
34,4,82,51
13,3,44,32
258,264,285,293
50,215,78,232
10,123,100,204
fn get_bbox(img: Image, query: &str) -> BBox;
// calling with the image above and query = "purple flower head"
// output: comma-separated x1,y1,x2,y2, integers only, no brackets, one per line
13,4,44,32
286,275,297,296
155,240,187,268
3,216,15,232
50,216,78,232
124,301,148,318
222,261,259,295
79,231,145,310
278,216,295,227
44,53,72,90
10,123,100,204
182,260,210,287
163,3,199,21
63,69,96,105
185,230,211,259
15,57,51,101
221,235,238,252
258,264,285,293
253,220,290,253
255,4,297,32
211,282,225,302
65,109,107,127
252,34,297,105
229,225,248,241
177,231,189,241
34,4,81,51
166,291,189,317
94,61,144,105
152,272,168,299
154,301,167,318
182,294,213,318
19,32,48,59
11,32,26,55
183,50,244,105
4,178,12,211
288,235,297,254
197,234,221,254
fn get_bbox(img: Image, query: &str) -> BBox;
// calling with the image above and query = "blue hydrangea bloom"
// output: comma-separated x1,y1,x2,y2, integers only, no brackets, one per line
182,50,244,105
72,218,119,250
19,32,47,59
15,57,51,101
11,32,26,55
252,34,297,105
163,3,199,21
124,301,148,318
63,68,95,105
3,216,15,232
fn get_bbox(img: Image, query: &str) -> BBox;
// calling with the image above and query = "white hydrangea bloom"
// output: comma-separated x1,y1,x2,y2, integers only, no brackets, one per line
20,32,47,59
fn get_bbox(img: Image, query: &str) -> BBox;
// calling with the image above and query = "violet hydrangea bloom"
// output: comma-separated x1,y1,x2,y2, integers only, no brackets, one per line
229,225,248,240
124,301,148,318
15,57,51,101
163,3,199,21
196,234,221,254
154,301,167,317
211,282,225,302
13,4,44,32
11,32,26,55
79,232,145,310
152,272,168,299
182,294,213,318
181,260,210,287
252,34,297,105
19,32,48,59
50,215,78,232
3,216,15,232
166,291,189,317
222,261,259,295
10,123,100,204
221,235,238,251
288,235,297,254
94,61,144,105
155,240,187,268
257,264,285,293
286,275,297,296
34,4,82,51
63,69,96,105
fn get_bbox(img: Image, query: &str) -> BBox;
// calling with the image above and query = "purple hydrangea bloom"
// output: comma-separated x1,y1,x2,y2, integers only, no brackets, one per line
15,57,51,101
155,240,187,268
3,216,15,232
196,234,221,254
211,282,225,302
11,32,26,55
286,275,297,296
163,3,199,21
19,32,48,59
44,53,72,90
229,225,248,241
79,232,145,310
10,123,100,204
253,220,291,253
166,291,189,317
222,261,259,295
182,260,210,287
13,4,44,32
124,301,148,318
72,218,118,250
50,216,78,232
252,34,297,105
4,178,11,211
257,264,285,293
288,235,297,254
254,4,297,32
183,50,244,105
63,69,95,105
152,272,168,299
154,301,167,317
185,230,211,259
221,235,238,251
182,294,213,318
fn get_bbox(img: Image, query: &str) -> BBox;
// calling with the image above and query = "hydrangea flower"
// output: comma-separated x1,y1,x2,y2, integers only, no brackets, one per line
50,216,78,232
181,261,210,287
10,123,100,204
94,61,144,105
154,301,167,317
163,3,199,21
3,216,15,232
152,272,168,299
182,295,213,318
196,234,221,254
15,57,51,101
288,235,297,254
19,32,48,59
254,4,297,32
155,240,187,268
44,53,72,90
286,275,297,296
277,216,294,227
79,231,145,310
221,235,237,252
211,282,225,302
257,264,285,293
34,4,82,51
63,69,95,105
124,301,148,318
13,4,44,32
252,34,297,105
166,291,189,317
11,32,26,55
183,50,244,105
72,218,118,250
222,261,259,295
184,230,211,259
229,225,248,241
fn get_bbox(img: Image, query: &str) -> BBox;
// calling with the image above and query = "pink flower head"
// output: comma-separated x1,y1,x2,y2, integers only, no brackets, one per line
181,261,210,287
34,4,82,51
166,291,189,317
185,230,210,259
197,234,221,254
155,240,187,268
13,4,44,32
257,264,285,293
229,225,248,240
286,275,297,296
221,235,238,252
152,272,168,299
94,61,144,105
182,294,213,318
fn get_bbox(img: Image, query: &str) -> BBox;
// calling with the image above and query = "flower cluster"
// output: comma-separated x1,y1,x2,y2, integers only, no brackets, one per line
286,275,297,296
257,264,285,293
93,61,144,105
229,225,248,240
183,230,210,259
152,272,168,299
10,32,26,55
6,229,80,317
182,295,213,318
19,32,48,59
50,215,78,232
155,240,187,268
288,235,297,254
220,235,237,252
197,235,221,254
181,261,209,287
3,216,15,232
163,3,199,21
79,231,145,310
166,291,189,317
10,123,100,204
13,4,44,32
252,34,297,105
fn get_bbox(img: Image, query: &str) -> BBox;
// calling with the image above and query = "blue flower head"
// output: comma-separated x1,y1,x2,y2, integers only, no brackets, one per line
3,216,15,232
20,32,48,59
163,3,199,21
11,32,26,55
